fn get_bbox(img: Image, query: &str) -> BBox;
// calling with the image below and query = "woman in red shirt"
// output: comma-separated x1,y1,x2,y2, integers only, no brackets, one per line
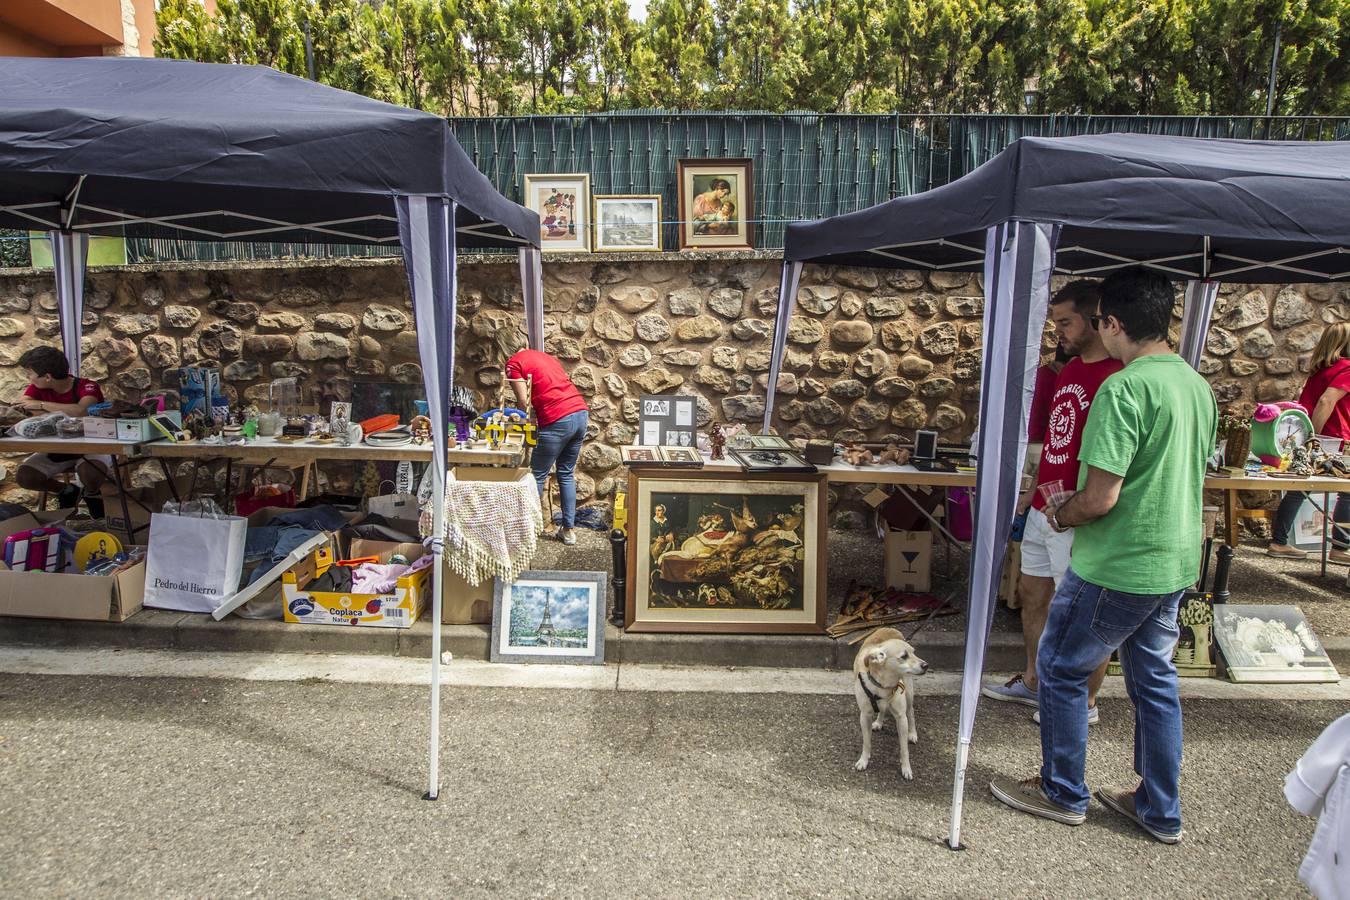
1270,323,1350,561
507,349,589,546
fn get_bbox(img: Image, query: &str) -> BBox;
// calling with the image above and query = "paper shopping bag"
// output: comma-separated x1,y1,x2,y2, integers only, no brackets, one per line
368,492,419,520
143,511,247,613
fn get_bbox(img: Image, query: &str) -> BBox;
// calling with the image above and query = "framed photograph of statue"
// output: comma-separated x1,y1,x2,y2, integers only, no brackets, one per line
592,194,662,252
522,173,591,252
1212,604,1339,683
490,570,607,665
625,470,826,633
676,158,754,251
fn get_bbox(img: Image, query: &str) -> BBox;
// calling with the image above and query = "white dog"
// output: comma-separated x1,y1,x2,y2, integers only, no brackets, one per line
852,627,929,778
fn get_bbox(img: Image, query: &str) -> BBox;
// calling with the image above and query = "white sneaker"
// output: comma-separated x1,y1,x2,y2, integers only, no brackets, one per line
559,527,577,546
1033,706,1099,726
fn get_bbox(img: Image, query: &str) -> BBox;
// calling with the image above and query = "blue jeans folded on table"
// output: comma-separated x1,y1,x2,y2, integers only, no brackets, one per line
531,410,588,529
1037,568,1185,835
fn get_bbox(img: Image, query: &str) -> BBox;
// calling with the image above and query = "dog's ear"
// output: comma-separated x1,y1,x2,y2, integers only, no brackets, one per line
866,648,887,668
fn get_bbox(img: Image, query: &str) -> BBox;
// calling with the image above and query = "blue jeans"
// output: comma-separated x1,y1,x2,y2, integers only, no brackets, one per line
532,411,588,528
1037,568,1184,834
1272,491,1350,549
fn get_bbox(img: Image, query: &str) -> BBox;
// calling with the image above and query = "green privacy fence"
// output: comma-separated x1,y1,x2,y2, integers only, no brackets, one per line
4,113,1346,266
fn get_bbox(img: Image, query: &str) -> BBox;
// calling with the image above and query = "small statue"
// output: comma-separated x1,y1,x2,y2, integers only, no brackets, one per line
1288,439,1316,476
877,441,909,465
841,441,875,466
410,415,432,445
710,423,726,461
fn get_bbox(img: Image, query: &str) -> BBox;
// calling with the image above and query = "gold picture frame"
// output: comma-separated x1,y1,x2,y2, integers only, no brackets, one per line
625,470,826,633
523,173,591,252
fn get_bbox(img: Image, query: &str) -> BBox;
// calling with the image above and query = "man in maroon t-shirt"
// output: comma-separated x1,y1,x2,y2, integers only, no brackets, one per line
12,345,110,514
983,282,1123,723
507,348,590,545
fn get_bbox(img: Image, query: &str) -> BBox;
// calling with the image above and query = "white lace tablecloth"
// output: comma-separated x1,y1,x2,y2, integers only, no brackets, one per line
420,471,542,586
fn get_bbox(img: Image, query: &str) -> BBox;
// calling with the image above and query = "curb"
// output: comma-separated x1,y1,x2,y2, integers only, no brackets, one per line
2,614,1345,674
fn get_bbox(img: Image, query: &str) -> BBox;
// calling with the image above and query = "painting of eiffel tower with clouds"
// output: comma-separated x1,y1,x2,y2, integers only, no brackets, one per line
504,578,595,652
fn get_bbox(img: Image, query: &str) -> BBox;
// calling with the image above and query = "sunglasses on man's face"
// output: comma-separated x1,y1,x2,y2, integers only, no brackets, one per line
1089,314,1108,331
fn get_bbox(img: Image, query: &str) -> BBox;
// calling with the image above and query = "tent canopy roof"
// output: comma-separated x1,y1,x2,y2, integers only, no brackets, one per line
0,56,538,248
784,133,1350,283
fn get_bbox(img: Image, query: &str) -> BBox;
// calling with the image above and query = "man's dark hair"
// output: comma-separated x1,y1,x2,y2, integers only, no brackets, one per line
17,346,70,379
1049,279,1100,318
1099,267,1174,343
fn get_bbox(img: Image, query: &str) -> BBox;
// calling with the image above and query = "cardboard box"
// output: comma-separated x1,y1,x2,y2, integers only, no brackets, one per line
280,534,428,628
999,540,1023,608
82,417,119,440
884,529,932,593
105,473,196,538
0,510,145,621
441,562,494,624
115,410,181,443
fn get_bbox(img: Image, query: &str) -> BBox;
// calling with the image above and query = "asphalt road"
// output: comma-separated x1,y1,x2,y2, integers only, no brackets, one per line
0,674,1337,899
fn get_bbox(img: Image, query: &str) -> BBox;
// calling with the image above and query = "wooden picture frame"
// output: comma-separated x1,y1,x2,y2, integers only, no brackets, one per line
592,194,662,252
676,158,754,251
490,570,607,665
625,470,826,633
523,173,591,252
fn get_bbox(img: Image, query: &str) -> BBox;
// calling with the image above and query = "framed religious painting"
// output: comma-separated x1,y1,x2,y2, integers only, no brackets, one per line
676,158,754,251
523,173,591,252
625,470,827,633
592,194,662,252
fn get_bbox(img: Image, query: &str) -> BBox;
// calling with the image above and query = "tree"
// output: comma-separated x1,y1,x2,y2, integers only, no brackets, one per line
631,0,719,109
710,0,801,111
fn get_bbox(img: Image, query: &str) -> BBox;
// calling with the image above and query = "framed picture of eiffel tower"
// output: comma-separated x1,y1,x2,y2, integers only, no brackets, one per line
490,570,607,665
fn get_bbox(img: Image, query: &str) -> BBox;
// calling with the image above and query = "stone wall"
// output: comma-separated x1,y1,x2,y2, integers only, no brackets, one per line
0,255,1344,522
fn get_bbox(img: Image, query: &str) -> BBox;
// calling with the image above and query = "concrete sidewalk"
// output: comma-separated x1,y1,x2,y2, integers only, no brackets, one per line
0,669,1336,898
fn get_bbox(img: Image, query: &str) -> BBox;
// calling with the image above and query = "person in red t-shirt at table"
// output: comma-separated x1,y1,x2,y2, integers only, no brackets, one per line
12,345,110,515
983,281,1123,725
1028,345,1070,442
507,348,590,546
1269,323,1350,562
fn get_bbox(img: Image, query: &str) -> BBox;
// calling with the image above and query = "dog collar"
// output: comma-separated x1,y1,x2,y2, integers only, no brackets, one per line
858,672,903,714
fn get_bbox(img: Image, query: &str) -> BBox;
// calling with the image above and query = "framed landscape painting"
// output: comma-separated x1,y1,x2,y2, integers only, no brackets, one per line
490,570,607,665
625,470,826,633
593,194,662,252
676,158,754,251
523,173,591,252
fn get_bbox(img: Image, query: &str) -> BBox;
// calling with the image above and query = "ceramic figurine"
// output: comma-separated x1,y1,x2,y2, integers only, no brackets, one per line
710,423,726,461
841,441,875,466
878,442,909,465
410,415,432,445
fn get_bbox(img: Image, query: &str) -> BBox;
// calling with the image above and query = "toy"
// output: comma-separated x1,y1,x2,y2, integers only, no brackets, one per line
3,527,67,572
74,531,123,572
709,423,726,461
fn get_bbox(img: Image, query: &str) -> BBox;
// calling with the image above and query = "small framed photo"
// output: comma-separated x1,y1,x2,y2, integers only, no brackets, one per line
747,434,793,452
491,571,607,665
677,158,754,251
523,173,591,252
1212,604,1339,683
659,447,704,468
730,447,818,474
593,194,662,252
622,445,663,466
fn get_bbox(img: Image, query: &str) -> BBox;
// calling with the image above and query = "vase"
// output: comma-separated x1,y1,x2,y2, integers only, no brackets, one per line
1223,429,1252,468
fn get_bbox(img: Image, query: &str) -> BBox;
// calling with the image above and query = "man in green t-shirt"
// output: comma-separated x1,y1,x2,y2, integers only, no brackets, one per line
990,267,1217,845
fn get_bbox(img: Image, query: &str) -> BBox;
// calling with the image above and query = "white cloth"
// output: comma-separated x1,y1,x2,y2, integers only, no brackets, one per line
422,471,542,587
1286,712,1350,900
1019,507,1074,585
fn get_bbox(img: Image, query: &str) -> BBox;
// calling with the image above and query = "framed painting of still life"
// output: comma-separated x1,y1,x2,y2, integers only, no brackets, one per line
676,158,754,251
523,173,591,252
625,471,826,633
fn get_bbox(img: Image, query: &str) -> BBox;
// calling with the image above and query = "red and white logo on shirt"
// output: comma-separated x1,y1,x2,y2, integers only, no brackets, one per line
1044,383,1090,466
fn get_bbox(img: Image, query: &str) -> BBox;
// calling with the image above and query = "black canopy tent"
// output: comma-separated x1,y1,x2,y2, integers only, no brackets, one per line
768,133,1350,848
0,55,545,801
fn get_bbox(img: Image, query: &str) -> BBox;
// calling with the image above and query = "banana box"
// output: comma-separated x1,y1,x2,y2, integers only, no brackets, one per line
281,539,428,628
